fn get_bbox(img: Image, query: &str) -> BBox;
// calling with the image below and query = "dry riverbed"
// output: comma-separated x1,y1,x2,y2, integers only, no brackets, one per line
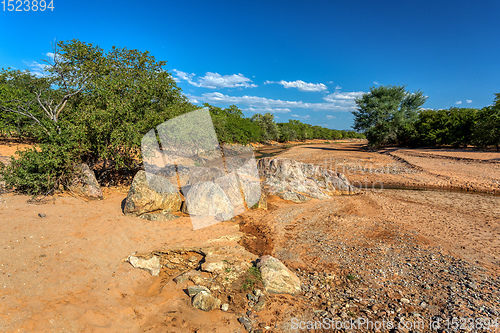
0,141,499,332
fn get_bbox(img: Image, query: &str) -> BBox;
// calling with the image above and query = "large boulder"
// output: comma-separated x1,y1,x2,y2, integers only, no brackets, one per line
124,170,181,216
68,164,103,200
257,157,356,203
182,181,234,221
256,255,301,295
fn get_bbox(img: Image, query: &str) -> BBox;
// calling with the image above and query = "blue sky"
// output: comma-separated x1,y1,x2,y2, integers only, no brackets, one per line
1,0,499,130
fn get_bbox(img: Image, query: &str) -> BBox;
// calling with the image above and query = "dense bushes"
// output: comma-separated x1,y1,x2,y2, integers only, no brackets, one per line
353,86,500,149
1,40,360,194
205,104,363,145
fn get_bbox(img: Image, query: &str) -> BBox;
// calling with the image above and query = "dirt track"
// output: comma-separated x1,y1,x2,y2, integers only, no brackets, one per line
1,141,499,332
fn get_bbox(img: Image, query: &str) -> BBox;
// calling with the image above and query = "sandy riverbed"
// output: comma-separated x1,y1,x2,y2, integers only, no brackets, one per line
0,141,499,332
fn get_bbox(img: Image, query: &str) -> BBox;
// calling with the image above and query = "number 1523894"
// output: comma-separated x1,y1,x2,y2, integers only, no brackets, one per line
2,0,54,11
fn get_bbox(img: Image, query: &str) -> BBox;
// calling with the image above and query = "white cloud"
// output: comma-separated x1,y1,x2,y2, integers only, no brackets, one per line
23,60,48,77
456,101,462,105
199,72,257,89
326,115,336,119
45,52,61,62
373,81,380,85
267,79,327,92
173,70,198,86
323,91,365,101
292,114,311,119
173,70,257,89
466,100,472,103
186,92,359,112
243,107,291,113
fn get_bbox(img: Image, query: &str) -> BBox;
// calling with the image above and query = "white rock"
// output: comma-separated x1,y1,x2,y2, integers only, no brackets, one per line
126,255,161,276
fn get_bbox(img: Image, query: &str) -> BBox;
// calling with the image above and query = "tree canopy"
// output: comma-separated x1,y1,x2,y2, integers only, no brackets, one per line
352,85,427,147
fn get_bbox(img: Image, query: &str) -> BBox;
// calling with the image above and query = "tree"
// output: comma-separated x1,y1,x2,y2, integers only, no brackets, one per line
251,113,280,142
352,85,427,146
56,39,192,167
1,40,195,194
0,41,90,136
473,93,500,150
0,69,53,137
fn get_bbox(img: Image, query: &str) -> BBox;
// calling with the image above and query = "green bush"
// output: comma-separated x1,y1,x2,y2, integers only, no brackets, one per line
1,144,73,195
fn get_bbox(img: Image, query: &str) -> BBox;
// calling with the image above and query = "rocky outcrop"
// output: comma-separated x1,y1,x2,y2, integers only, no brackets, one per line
256,255,301,295
124,171,182,216
257,157,356,203
68,164,103,200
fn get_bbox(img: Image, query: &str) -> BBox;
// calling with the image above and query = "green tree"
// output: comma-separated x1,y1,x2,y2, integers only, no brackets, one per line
473,93,500,150
352,85,427,146
1,40,194,194
0,69,55,137
251,113,280,142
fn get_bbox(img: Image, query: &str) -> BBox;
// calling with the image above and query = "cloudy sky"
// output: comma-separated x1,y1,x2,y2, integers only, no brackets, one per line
1,0,499,130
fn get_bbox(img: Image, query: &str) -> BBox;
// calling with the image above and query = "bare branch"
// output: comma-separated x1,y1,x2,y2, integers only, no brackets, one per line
35,91,53,119
0,105,50,135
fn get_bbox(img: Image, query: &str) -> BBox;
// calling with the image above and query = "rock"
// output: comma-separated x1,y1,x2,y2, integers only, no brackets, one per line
238,316,253,332
187,285,210,297
183,167,246,216
186,167,226,185
182,181,233,219
256,255,301,295
190,274,205,285
257,157,356,203
38,213,46,218
138,211,179,221
400,298,410,304
124,171,181,217
254,289,264,297
255,189,268,209
68,164,103,200
200,246,256,277
221,303,229,312
222,145,262,208
280,190,310,203
253,298,266,312
191,290,221,311
126,255,161,276
173,270,200,284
